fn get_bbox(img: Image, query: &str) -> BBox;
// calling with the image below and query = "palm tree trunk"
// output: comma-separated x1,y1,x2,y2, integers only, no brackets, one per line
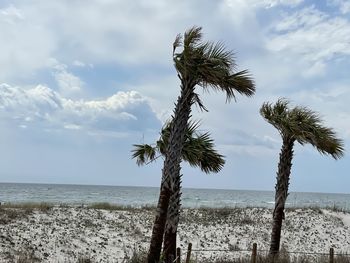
148,183,171,263
163,173,182,262
269,137,294,257
147,81,194,263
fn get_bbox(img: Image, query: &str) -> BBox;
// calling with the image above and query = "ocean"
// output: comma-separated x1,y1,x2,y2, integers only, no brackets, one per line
0,183,349,210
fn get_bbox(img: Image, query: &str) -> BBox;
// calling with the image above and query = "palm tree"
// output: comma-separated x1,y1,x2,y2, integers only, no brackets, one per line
260,99,344,258
147,26,255,263
132,121,225,260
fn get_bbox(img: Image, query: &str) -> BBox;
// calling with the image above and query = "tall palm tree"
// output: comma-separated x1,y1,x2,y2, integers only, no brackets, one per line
132,121,225,260
147,26,255,263
260,99,344,257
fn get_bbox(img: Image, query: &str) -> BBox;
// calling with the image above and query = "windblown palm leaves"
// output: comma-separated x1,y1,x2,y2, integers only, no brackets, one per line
132,121,225,173
260,99,344,257
173,27,255,103
147,26,255,263
260,99,344,159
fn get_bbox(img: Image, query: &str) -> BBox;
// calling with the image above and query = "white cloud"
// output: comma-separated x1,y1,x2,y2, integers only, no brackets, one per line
63,124,81,130
0,83,160,136
0,5,23,23
266,6,350,76
328,0,350,14
48,60,84,97
219,144,277,157
0,5,56,82
0,0,266,82
54,68,84,97
72,60,85,67
247,0,303,8
291,85,350,139
72,60,93,68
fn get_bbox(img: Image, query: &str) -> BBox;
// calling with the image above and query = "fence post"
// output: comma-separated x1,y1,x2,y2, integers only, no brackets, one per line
251,243,257,263
176,247,181,263
329,247,334,263
185,243,192,263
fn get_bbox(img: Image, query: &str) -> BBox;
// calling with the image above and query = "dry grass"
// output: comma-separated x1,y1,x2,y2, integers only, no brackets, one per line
88,202,132,210
0,203,53,225
1,202,53,211
88,202,155,211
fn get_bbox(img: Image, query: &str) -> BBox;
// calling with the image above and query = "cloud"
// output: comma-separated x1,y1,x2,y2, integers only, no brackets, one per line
0,83,160,136
328,0,350,14
0,4,23,23
0,5,56,82
72,60,93,68
0,0,270,83
217,128,280,157
247,0,303,8
290,85,350,139
266,6,350,76
53,67,84,97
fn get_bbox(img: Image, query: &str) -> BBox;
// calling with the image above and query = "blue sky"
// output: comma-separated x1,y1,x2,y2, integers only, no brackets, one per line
0,0,349,193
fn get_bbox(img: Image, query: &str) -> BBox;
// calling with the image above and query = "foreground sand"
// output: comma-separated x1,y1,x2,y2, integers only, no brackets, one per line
0,205,349,262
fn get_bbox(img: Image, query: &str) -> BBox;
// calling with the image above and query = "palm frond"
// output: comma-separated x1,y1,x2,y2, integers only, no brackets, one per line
186,120,201,136
191,92,208,112
136,118,225,173
173,26,256,103
182,131,225,173
131,144,158,166
260,99,291,136
260,99,345,159
289,106,344,159
183,26,202,49
226,70,255,97
173,33,182,55
205,41,235,68
197,45,255,101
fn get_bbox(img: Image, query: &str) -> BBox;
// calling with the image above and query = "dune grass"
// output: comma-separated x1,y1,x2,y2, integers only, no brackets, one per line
1,202,53,211
87,202,155,211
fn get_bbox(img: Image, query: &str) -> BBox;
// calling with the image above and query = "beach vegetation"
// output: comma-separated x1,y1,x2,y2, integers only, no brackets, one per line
147,26,255,263
88,202,156,212
4,249,40,263
0,202,52,225
260,99,344,258
1,202,53,211
88,202,133,211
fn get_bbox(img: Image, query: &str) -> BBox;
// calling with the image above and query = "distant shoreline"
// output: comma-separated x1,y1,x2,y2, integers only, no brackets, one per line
0,181,349,195
1,183,349,210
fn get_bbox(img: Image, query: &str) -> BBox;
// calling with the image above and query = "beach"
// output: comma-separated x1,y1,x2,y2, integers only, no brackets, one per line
0,204,350,262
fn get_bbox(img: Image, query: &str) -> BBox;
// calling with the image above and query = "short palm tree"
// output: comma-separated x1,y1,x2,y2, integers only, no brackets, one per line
132,120,225,260
260,99,344,257
147,26,255,263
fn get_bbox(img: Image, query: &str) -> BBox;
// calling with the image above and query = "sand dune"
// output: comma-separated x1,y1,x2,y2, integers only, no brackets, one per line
0,205,349,262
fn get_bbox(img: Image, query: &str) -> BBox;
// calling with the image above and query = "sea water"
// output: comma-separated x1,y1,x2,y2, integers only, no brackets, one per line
0,183,349,210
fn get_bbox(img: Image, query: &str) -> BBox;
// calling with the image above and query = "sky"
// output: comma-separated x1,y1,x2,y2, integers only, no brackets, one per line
0,0,349,193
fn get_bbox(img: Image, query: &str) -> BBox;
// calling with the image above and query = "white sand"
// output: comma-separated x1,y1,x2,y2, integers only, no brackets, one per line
0,206,349,262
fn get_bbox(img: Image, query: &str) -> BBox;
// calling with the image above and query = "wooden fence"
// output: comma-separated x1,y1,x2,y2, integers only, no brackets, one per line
173,243,347,263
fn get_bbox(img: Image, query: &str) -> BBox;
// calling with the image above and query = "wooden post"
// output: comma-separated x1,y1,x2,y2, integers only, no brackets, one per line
185,243,192,263
329,247,334,263
176,247,181,263
251,243,257,263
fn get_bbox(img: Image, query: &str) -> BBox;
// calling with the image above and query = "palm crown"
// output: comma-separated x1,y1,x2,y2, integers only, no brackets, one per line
132,121,225,174
260,99,344,159
173,26,255,105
